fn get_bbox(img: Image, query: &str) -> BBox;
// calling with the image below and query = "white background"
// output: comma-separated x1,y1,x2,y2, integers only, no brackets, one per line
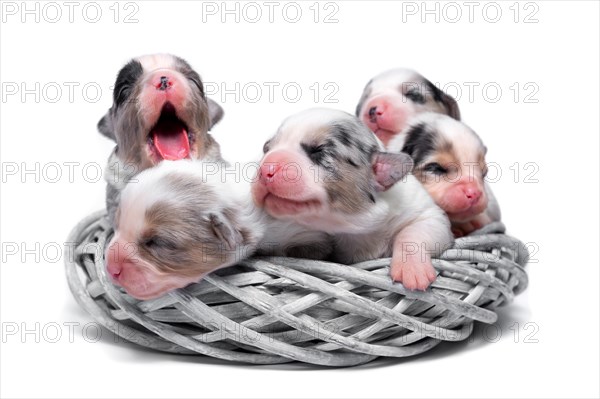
1,1,599,398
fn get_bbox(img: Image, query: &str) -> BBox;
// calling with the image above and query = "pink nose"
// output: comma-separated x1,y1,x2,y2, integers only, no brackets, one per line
106,241,124,280
107,260,122,280
463,187,482,204
259,161,283,182
259,150,295,183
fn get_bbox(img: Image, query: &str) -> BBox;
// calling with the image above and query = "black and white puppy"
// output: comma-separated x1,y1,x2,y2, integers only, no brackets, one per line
388,113,501,236
98,54,224,224
106,160,331,300
356,68,460,147
252,108,453,291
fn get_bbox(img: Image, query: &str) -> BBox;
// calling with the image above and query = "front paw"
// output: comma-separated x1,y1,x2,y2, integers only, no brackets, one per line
390,258,437,291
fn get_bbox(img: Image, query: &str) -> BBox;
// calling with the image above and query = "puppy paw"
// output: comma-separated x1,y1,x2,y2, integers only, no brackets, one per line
390,258,437,291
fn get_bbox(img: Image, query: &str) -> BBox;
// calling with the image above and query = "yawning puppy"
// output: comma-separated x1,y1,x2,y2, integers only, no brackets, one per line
356,68,460,147
388,113,501,236
98,54,225,224
252,108,453,290
106,160,330,300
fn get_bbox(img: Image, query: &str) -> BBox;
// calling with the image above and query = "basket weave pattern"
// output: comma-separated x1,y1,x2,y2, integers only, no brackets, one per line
65,211,528,366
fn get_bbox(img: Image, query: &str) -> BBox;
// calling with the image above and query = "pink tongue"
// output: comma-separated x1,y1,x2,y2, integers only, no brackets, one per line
152,120,190,160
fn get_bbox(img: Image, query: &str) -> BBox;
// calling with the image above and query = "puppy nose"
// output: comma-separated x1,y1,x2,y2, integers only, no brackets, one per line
260,162,283,181
107,260,122,281
463,187,482,203
156,76,172,91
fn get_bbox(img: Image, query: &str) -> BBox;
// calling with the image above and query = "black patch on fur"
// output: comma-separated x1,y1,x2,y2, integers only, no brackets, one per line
401,123,437,166
114,60,143,109
263,139,271,154
424,79,444,104
332,123,354,147
424,78,460,120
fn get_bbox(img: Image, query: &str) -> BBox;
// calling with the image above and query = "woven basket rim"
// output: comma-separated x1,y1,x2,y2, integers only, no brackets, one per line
65,210,529,366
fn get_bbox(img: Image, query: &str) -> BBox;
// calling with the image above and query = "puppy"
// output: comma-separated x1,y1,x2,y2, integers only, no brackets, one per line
252,108,453,291
106,160,330,300
355,68,460,147
388,113,501,237
98,54,225,224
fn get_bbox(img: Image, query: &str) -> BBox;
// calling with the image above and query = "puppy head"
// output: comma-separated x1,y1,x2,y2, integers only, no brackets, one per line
395,113,488,223
105,161,248,300
98,54,224,169
252,108,413,233
356,68,460,147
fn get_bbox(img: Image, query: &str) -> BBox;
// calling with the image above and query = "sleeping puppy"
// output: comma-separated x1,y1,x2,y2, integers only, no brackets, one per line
98,54,225,224
355,68,460,147
252,108,453,291
388,113,501,237
105,160,330,300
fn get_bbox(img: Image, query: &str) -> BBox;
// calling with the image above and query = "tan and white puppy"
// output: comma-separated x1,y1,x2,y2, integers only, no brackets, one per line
106,160,330,300
388,113,501,237
356,68,460,147
98,54,225,224
252,108,453,291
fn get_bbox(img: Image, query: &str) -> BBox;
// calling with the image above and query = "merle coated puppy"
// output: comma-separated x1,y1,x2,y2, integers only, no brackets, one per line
388,113,501,236
252,108,453,290
106,160,331,300
98,54,224,224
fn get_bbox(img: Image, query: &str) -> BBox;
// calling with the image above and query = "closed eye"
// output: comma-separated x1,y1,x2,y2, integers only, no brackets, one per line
405,89,426,104
188,76,204,95
423,162,448,175
301,143,327,164
141,236,178,251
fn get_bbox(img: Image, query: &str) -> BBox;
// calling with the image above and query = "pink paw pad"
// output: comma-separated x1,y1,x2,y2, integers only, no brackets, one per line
391,258,437,291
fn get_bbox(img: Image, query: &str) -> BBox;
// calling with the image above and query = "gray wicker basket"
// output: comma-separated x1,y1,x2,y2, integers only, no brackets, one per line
64,211,529,366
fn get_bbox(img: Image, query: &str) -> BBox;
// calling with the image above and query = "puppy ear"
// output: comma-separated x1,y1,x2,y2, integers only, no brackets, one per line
428,82,461,120
97,110,116,141
207,98,224,130
209,213,242,251
372,152,414,191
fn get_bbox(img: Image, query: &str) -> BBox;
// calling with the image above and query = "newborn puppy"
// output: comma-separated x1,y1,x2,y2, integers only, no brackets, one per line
106,160,330,300
98,54,225,224
388,113,501,237
356,68,460,147
252,108,453,290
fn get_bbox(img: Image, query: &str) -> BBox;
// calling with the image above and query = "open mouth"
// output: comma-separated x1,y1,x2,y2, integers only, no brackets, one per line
263,192,322,215
148,102,192,161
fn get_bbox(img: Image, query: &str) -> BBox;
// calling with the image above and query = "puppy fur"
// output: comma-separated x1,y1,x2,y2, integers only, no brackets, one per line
98,54,225,225
252,108,453,290
106,160,331,300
